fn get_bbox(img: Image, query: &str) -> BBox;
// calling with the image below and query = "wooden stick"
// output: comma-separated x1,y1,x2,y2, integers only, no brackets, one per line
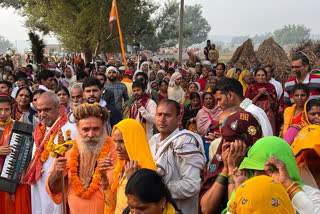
61,172,67,214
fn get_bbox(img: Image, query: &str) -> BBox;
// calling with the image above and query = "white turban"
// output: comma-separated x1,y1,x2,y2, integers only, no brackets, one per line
140,61,150,73
106,66,118,75
157,70,166,76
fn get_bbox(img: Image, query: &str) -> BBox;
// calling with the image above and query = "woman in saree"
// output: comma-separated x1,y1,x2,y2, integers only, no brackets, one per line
0,94,31,214
104,119,156,214
196,92,222,162
282,83,309,137
224,136,320,214
15,87,38,128
157,80,168,101
167,72,184,105
291,125,320,189
227,175,295,214
182,92,201,132
283,99,320,145
245,67,278,135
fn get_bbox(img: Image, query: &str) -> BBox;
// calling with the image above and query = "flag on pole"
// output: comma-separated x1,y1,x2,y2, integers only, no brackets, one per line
108,0,128,71
109,0,117,30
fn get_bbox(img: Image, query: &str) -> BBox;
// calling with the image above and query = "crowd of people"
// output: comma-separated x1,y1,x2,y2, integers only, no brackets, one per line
0,39,319,214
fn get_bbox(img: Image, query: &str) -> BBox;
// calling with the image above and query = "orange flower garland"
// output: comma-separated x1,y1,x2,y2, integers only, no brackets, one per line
69,140,110,199
39,124,51,163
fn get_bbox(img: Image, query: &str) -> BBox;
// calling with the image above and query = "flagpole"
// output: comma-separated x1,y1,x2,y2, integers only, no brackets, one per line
114,0,128,71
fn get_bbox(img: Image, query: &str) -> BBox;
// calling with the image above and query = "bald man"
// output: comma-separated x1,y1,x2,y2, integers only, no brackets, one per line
24,92,78,214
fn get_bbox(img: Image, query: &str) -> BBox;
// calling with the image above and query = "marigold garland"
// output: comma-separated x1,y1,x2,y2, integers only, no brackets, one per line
69,140,110,199
40,125,55,163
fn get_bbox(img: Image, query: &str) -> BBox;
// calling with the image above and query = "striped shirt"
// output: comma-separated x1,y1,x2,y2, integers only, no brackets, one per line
284,73,320,107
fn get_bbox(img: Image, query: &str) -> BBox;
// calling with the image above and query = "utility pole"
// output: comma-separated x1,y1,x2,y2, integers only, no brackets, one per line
178,0,184,64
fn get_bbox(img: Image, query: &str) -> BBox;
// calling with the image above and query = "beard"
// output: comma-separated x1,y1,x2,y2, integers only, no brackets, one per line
77,129,107,155
107,76,116,82
76,129,107,189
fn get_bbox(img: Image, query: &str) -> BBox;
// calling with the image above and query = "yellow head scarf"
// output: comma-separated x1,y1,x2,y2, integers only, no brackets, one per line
282,104,297,137
239,70,250,95
283,99,316,137
226,68,236,78
111,119,156,192
301,99,313,126
291,124,320,167
228,175,295,214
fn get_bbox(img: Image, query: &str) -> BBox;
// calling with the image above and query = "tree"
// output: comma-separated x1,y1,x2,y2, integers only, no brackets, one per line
0,35,13,53
0,0,25,9
14,0,157,63
252,32,272,44
230,35,249,47
155,0,211,48
28,31,45,64
273,24,311,46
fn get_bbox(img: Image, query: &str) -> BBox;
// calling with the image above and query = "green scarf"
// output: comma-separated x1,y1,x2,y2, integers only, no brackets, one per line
221,136,302,214
239,136,302,186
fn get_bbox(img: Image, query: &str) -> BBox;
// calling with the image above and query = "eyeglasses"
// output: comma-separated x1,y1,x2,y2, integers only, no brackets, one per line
291,65,304,69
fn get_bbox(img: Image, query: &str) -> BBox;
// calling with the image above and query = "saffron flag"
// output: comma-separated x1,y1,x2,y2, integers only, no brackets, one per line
109,0,117,30
108,0,128,71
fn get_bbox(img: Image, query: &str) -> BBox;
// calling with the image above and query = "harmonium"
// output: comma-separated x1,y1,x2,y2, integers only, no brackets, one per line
0,121,34,193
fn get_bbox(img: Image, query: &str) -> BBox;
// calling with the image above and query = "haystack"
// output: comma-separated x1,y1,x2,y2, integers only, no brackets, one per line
230,39,256,69
290,40,320,69
311,41,320,69
256,37,291,84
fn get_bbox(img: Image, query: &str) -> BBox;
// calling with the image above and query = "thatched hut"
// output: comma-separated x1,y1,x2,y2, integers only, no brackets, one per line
290,40,320,70
230,39,256,70
256,37,291,84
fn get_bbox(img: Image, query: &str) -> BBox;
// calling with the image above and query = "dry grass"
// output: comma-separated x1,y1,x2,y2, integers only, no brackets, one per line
256,37,291,84
230,39,256,69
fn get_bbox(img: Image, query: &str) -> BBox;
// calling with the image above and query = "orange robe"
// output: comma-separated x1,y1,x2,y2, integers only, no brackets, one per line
45,137,117,214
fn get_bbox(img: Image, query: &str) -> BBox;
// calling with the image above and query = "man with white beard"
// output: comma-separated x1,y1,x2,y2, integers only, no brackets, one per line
46,103,117,214
24,92,78,214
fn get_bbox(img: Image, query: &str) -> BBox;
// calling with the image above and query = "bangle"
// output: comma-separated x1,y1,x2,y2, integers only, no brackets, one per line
286,182,298,193
286,182,303,200
288,186,303,200
216,173,228,186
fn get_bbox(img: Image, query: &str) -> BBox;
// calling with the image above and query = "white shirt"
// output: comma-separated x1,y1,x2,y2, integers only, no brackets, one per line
31,121,77,214
149,129,205,214
292,185,320,214
39,85,50,92
240,98,273,136
269,77,283,101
